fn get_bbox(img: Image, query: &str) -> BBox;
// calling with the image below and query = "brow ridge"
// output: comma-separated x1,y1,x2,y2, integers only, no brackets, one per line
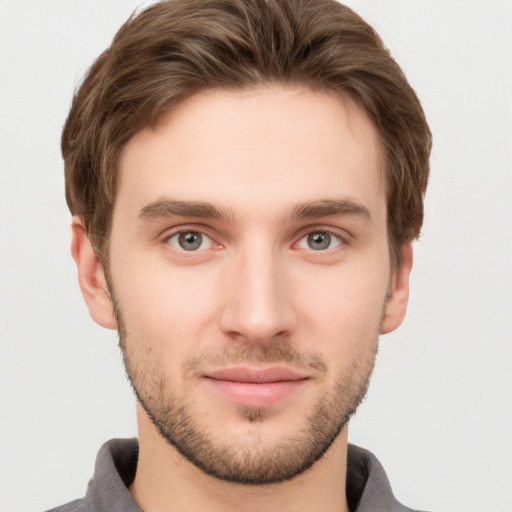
138,198,371,224
138,199,232,222
288,199,372,222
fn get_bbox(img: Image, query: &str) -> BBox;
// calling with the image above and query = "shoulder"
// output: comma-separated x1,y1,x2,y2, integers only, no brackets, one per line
42,438,140,512
347,444,432,512
44,499,92,512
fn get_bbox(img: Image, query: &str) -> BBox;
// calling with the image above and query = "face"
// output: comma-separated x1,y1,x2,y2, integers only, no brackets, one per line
77,86,411,484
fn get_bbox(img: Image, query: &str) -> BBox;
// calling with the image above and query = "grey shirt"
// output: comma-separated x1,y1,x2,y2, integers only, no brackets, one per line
46,438,427,512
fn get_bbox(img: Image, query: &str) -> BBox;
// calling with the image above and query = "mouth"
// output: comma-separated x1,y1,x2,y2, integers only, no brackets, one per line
202,366,310,408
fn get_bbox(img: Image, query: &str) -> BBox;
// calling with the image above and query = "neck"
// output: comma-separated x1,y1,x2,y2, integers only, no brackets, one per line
129,405,350,512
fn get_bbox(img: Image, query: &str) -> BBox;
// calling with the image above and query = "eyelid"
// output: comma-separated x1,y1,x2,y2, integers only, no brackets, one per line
294,223,349,244
159,223,349,251
161,225,220,251
295,229,344,250
161,223,213,239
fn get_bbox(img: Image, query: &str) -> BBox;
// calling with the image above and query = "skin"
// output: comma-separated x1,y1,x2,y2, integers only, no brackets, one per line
71,86,412,512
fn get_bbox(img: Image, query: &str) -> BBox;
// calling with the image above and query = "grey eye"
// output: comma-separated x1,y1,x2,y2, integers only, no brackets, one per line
307,232,331,250
297,231,342,251
179,232,202,250
167,231,213,251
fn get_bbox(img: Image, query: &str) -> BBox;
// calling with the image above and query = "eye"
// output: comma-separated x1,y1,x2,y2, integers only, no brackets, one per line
297,231,343,251
166,231,214,251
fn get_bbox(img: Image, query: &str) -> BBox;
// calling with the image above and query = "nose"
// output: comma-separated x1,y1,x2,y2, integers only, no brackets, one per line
218,242,297,344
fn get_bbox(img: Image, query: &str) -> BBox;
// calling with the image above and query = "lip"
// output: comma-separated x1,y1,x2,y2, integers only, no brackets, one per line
205,366,309,383
203,366,310,407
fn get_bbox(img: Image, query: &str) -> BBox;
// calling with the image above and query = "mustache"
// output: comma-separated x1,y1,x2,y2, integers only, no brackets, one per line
184,339,327,376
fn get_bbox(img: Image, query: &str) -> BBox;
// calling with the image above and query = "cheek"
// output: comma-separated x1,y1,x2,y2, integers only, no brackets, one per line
296,264,389,353
112,258,221,351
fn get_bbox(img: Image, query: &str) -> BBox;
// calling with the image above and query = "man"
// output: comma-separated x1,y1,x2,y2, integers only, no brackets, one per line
50,0,431,510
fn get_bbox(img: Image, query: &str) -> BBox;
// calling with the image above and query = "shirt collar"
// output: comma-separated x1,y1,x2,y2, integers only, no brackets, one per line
84,438,416,512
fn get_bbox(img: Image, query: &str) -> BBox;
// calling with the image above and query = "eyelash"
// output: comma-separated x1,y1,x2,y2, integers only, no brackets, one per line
164,228,216,252
295,229,344,251
162,227,347,253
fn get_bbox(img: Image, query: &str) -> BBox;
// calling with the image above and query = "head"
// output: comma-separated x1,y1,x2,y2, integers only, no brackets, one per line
63,0,431,271
66,0,431,486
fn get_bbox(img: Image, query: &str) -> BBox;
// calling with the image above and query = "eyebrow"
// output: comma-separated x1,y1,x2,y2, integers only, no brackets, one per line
288,199,372,223
138,199,233,222
137,198,371,224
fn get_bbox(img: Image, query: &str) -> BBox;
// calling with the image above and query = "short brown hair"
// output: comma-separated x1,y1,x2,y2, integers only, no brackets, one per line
62,0,431,268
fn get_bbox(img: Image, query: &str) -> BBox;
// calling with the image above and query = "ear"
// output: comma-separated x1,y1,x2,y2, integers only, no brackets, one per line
71,217,118,330
380,243,413,335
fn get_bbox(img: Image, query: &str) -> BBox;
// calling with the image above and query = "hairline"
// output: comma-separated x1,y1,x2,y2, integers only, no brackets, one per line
91,83,402,273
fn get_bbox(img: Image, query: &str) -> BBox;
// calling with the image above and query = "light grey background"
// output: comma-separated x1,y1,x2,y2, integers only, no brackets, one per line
1,1,511,511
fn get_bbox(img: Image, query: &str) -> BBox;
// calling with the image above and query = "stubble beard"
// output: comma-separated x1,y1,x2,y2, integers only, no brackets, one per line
111,292,380,485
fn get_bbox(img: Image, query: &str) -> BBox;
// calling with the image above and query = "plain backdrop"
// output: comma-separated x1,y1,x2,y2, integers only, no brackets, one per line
1,1,511,511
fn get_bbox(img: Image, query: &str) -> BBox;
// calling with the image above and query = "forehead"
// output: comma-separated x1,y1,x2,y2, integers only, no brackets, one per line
116,86,385,223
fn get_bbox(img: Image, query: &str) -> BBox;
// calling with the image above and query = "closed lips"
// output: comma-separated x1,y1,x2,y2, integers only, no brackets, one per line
204,366,309,383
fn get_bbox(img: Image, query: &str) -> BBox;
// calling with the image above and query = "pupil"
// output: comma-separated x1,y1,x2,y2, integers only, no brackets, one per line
308,232,331,250
179,232,202,250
